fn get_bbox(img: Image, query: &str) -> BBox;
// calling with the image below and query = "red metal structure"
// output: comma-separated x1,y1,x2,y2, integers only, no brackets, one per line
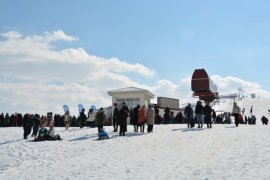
191,69,218,103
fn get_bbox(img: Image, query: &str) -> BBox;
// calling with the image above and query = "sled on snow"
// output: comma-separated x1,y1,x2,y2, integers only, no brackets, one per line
98,129,109,140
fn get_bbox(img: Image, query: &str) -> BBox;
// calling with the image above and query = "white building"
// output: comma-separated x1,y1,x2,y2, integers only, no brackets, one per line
108,87,155,109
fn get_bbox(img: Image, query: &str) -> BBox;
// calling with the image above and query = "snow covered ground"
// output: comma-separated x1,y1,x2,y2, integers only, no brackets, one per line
1,124,270,180
1,97,270,180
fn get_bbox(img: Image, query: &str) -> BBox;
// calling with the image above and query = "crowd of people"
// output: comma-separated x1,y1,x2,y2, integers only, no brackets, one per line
0,101,269,140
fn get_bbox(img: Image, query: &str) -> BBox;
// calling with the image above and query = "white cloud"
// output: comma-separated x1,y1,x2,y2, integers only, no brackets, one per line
0,30,269,115
0,30,156,114
0,30,155,77
1,31,22,39
43,29,78,42
103,58,155,77
211,75,270,98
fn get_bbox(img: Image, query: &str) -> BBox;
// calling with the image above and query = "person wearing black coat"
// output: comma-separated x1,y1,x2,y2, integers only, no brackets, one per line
0,113,4,127
195,101,204,128
118,106,129,136
203,103,212,128
154,104,160,124
184,103,194,128
22,114,33,139
112,103,119,132
80,108,87,128
175,111,183,124
32,114,41,137
164,106,171,124
131,105,140,132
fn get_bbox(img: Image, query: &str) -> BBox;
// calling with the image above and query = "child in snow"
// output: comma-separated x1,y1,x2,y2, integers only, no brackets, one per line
44,124,61,140
98,128,109,140
35,123,48,141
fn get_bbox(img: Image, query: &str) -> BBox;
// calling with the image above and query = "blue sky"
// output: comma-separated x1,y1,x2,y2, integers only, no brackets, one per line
0,0,270,114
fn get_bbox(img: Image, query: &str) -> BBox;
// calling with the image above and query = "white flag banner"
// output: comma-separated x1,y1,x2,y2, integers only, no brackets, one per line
63,105,69,113
90,105,97,112
78,104,84,113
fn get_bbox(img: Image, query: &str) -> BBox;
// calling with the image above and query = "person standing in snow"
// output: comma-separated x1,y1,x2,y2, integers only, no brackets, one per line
164,106,171,124
146,105,155,133
195,101,204,128
175,111,183,124
80,108,87,128
0,113,4,127
112,103,119,132
184,103,194,128
22,113,32,139
118,106,129,136
132,105,140,132
64,111,70,130
232,102,241,127
154,104,160,124
203,102,212,128
87,108,96,128
212,110,216,123
138,105,147,133
31,114,40,137
95,108,106,133
242,108,245,115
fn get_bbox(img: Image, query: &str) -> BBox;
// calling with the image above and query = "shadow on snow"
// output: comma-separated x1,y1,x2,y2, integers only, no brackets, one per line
0,139,21,146
69,134,97,142
172,128,206,132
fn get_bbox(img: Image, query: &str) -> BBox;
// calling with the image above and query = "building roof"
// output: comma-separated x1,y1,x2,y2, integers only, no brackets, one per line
108,87,155,98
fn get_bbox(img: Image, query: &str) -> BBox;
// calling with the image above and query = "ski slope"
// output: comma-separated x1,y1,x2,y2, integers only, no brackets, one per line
0,124,270,180
213,97,270,123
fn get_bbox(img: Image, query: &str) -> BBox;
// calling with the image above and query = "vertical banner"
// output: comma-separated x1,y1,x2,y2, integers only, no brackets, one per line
63,105,69,113
90,105,97,112
78,104,84,113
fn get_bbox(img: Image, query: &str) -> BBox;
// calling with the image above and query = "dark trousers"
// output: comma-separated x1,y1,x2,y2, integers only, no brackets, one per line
32,126,39,137
234,114,239,127
98,125,103,133
113,119,118,131
23,126,31,139
205,116,212,128
138,123,145,132
147,125,153,132
80,121,85,128
187,118,194,128
119,125,126,136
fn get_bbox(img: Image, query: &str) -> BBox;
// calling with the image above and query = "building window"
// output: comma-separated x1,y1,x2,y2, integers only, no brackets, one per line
116,98,140,109
116,98,125,103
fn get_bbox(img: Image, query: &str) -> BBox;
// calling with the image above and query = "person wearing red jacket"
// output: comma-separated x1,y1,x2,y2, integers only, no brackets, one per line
138,105,146,133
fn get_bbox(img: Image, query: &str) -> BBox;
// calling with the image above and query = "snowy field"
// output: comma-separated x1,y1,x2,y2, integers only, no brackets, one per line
1,124,270,180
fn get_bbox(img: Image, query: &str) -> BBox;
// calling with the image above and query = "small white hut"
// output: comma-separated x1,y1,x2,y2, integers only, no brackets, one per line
108,87,155,109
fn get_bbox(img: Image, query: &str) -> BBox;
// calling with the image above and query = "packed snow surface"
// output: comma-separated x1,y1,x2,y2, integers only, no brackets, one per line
1,124,270,180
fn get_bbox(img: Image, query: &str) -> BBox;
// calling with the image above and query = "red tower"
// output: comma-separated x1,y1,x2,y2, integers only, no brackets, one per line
191,69,218,103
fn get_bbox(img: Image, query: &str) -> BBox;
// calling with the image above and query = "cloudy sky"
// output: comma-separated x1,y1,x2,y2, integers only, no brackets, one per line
1,0,270,115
